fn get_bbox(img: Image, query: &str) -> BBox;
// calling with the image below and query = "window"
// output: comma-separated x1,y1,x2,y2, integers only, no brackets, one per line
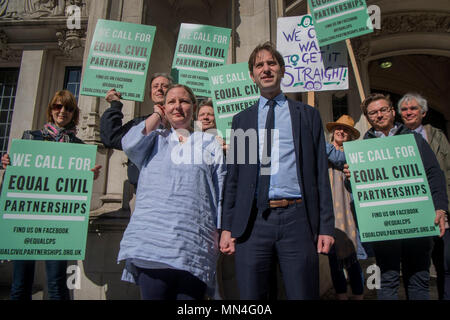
64,67,82,99
0,68,20,155
332,93,348,121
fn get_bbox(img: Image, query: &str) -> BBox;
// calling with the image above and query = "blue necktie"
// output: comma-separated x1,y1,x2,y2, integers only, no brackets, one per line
257,99,276,211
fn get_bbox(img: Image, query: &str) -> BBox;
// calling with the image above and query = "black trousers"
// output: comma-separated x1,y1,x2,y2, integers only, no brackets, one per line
135,267,206,300
234,201,319,299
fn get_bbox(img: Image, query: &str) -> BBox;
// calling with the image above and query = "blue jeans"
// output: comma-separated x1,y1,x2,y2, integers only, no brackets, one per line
372,237,433,300
10,260,69,300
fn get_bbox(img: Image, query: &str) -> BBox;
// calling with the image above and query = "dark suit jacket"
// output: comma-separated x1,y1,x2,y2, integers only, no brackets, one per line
221,98,335,241
100,100,148,187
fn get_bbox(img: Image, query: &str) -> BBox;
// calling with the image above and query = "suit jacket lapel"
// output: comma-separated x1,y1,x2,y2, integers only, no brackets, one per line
288,99,301,163
248,103,259,131
288,99,303,189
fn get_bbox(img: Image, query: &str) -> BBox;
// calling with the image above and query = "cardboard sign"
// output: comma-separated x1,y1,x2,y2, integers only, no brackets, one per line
208,63,259,142
171,23,231,97
80,19,156,102
307,0,373,46
344,135,439,242
0,140,97,260
277,15,348,92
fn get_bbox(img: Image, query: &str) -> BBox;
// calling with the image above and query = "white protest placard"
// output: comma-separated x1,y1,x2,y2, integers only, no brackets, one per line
277,15,348,92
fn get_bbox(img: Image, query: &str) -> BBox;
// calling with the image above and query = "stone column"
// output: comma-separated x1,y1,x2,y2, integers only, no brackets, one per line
235,0,271,63
317,92,333,141
350,38,371,137
99,0,144,212
348,67,370,137
72,0,144,300
9,50,47,142
77,0,144,212
76,1,112,211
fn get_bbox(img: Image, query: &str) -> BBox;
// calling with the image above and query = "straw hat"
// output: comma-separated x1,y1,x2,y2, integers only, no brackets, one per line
326,115,360,139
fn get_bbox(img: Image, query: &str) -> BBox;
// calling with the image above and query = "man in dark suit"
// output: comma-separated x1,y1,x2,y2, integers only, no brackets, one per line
100,73,172,211
219,42,335,299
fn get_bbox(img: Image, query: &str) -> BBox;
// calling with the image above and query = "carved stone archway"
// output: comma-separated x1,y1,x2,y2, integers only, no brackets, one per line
350,10,450,133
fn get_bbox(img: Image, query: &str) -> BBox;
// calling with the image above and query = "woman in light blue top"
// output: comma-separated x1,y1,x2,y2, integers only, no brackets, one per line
326,115,365,300
116,84,226,300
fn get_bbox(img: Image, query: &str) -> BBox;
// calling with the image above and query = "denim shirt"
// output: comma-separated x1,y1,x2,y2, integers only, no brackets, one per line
326,143,346,170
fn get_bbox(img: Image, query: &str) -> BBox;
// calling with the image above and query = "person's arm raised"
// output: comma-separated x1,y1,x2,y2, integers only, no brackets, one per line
1,153,10,169
143,104,166,135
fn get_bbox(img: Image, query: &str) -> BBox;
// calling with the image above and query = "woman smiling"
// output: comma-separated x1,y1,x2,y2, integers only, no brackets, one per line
2,90,101,300
118,84,226,300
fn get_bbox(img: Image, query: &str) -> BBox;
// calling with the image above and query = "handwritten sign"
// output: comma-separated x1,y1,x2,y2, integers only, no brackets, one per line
80,19,156,102
208,63,259,142
0,140,97,260
171,23,231,97
277,15,348,92
307,0,373,46
344,135,439,242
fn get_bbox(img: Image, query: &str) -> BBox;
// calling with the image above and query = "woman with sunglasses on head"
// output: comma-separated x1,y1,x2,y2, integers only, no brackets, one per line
1,90,101,300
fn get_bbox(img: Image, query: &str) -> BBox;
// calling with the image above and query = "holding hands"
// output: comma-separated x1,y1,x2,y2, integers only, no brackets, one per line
219,230,236,255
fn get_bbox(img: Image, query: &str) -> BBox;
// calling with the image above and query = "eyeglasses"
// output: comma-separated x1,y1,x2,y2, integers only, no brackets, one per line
367,106,392,117
52,104,75,112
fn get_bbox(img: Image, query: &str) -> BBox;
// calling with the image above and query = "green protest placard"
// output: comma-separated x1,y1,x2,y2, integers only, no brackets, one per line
80,19,156,102
344,134,439,242
208,63,259,143
0,140,97,260
307,0,373,46
172,23,231,97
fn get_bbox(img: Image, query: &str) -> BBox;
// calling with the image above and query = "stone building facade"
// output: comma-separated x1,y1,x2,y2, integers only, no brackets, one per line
0,0,449,299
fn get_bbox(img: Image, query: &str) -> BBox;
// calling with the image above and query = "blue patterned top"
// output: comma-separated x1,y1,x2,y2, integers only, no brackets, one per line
117,121,226,292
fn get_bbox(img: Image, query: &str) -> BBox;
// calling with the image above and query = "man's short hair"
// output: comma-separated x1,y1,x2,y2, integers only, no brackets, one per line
361,93,393,115
248,41,285,73
197,98,213,118
150,73,174,87
198,98,213,108
397,92,428,114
